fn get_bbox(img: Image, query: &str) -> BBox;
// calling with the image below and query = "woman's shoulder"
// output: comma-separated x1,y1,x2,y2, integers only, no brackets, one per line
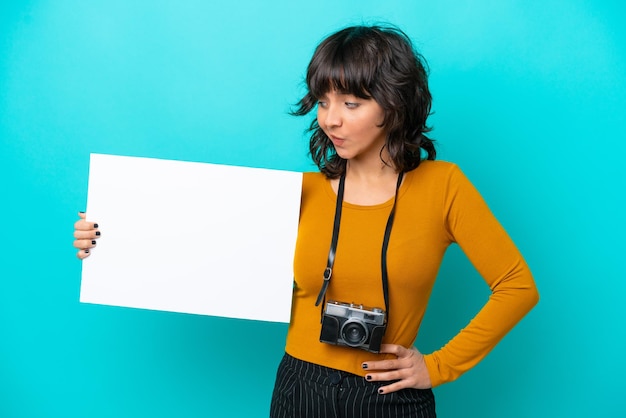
301,171,328,195
408,160,461,179
303,171,326,180
403,160,474,197
302,171,326,185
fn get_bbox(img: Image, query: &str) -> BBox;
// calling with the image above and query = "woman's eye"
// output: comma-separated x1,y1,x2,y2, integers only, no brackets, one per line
345,102,360,109
317,101,328,108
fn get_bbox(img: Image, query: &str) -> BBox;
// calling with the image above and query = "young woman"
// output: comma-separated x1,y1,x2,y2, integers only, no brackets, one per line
74,24,539,417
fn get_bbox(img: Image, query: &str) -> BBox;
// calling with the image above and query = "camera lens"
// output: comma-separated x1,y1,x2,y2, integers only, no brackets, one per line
341,320,368,347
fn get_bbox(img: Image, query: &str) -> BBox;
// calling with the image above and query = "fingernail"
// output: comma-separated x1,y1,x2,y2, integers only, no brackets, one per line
94,223,99,228
362,364,368,369
378,388,383,395
84,249,90,254
92,240,97,245
366,375,372,381
79,211,85,214
95,231,101,236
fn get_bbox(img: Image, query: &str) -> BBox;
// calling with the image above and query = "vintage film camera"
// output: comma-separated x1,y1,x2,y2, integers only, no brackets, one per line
319,300,386,353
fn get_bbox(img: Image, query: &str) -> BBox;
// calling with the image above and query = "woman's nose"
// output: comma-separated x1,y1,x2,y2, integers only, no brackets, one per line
323,105,342,129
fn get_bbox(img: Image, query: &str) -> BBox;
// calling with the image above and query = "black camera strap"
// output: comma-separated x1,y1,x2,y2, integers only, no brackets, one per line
315,172,404,326
314,171,345,307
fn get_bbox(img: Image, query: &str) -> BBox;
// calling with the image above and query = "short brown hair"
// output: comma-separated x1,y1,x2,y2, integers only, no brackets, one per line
293,24,435,178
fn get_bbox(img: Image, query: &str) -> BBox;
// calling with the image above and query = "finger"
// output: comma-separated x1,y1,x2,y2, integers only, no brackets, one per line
376,369,431,393
74,229,101,240
362,358,401,371
377,379,414,395
365,368,408,383
362,344,407,370
74,219,99,231
363,357,413,374
73,238,98,250
75,212,99,231
77,248,91,259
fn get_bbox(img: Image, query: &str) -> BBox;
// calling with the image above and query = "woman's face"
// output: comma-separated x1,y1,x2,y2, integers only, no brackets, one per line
317,90,387,163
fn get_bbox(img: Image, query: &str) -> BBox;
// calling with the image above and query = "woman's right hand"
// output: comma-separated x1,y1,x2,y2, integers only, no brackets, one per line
73,212,100,259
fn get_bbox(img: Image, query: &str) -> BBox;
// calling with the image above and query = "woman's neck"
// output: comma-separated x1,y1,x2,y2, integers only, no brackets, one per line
344,145,396,180
345,161,397,184
332,159,401,206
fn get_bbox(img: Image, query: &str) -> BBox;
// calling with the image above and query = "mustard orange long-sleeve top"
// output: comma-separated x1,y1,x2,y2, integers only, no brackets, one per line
285,161,539,387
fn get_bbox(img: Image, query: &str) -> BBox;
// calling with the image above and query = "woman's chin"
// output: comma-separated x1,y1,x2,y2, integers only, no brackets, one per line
334,148,353,160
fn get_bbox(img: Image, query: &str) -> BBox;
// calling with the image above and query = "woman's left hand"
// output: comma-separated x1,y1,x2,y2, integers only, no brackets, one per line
362,344,432,394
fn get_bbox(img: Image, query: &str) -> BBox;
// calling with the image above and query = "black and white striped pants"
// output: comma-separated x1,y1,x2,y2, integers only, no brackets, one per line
270,353,436,418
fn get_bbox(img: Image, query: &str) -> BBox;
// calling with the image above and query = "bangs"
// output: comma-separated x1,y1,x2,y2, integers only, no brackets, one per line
307,31,376,100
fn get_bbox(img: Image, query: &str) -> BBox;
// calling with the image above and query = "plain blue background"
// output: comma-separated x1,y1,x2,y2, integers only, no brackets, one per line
1,1,624,417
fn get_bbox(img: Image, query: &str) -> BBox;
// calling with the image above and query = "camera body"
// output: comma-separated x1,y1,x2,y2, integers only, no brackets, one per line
319,300,386,353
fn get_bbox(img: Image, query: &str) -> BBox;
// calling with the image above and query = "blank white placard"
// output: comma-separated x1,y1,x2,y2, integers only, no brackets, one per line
80,153,302,323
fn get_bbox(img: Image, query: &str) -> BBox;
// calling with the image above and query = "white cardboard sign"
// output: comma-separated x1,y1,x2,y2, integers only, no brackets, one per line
80,153,302,323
